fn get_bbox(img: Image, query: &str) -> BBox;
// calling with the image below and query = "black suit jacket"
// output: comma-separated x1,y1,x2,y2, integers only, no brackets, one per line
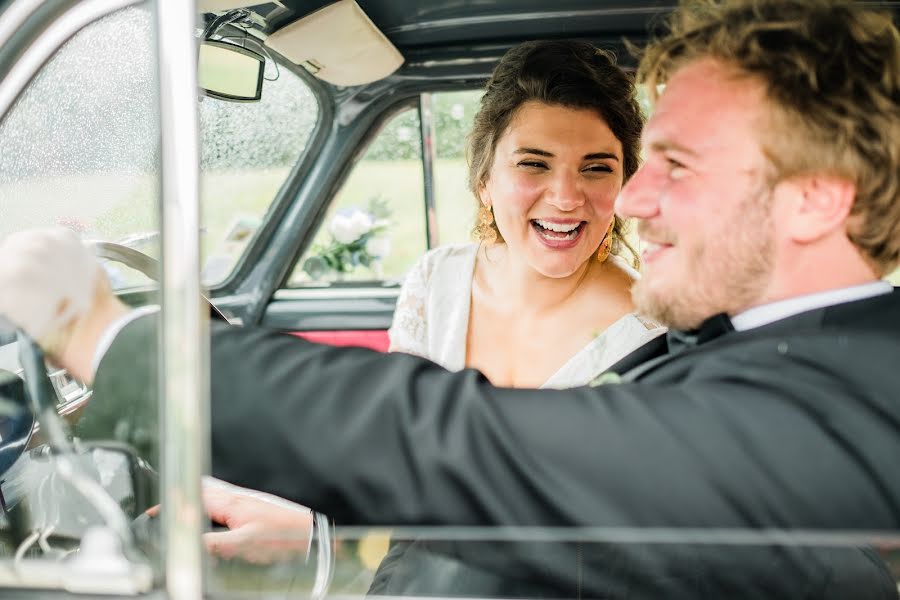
85,289,900,598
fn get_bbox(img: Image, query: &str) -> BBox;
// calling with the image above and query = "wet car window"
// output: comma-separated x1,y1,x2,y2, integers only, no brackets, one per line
198,58,319,286
0,6,161,287
0,6,320,290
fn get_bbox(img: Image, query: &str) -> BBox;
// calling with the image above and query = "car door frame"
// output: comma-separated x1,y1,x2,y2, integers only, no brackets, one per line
0,1,207,597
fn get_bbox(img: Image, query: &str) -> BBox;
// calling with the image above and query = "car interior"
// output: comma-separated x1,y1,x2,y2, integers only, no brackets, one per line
0,0,898,597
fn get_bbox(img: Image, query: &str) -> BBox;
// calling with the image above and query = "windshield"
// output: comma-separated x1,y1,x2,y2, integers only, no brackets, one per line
0,6,320,290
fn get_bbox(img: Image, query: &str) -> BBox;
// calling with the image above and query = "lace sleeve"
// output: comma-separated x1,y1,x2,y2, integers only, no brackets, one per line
388,253,431,357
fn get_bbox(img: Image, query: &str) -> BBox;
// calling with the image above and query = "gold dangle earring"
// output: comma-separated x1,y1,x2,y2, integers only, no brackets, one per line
476,204,498,244
596,220,615,262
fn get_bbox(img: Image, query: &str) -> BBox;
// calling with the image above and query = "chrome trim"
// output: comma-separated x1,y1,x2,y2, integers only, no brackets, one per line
272,287,401,301
0,0,45,52
156,1,208,599
0,0,138,121
407,56,501,68
419,92,439,248
47,368,90,404
23,388,92,436
57,390,92,417
331,525,900,545
15,366,91,407
310,512,335,599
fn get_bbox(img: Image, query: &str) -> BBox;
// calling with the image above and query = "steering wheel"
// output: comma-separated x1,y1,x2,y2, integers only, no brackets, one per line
90,241,160,281
89,240,231,323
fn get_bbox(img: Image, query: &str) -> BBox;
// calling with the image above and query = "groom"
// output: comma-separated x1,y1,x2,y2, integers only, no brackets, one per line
1,0,900,597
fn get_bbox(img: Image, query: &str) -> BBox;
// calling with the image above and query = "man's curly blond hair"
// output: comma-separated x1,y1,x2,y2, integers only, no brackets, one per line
637,0,900,275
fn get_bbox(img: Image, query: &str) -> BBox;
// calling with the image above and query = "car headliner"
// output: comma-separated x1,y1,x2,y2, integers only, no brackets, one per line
232,0,900,73
242,1,680,71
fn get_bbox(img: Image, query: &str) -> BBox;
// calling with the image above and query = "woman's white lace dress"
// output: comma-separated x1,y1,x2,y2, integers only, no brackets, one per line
388,243,665,388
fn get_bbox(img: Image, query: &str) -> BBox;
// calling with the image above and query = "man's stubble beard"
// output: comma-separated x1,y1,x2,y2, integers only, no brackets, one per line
632,188,776,331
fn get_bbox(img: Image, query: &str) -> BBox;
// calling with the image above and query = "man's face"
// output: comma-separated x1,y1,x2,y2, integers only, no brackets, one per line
617,59,777,330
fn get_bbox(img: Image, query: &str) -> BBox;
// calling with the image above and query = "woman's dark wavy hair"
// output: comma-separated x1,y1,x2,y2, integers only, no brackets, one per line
467,39,643,259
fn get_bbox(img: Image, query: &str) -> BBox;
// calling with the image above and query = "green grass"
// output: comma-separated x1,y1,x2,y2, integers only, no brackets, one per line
288,158,477,285
3,162,898,287
0,159,477,287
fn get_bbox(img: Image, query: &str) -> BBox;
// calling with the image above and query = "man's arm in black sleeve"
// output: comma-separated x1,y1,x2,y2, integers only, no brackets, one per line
85,314,900,597
205,321,900,530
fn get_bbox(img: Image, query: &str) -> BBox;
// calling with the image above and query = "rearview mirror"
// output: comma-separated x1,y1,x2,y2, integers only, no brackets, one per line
197,40,264,102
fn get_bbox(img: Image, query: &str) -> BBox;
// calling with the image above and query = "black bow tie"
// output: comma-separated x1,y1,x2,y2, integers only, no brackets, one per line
666,313,735,354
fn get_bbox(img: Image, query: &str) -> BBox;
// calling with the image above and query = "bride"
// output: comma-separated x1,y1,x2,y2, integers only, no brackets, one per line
389,39,664,389
375,40,667,598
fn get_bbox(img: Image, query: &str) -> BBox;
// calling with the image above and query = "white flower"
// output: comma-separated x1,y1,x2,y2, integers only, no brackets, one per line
330,214,357,244
349,210,373,236
366,236,391,258
330,209,373,244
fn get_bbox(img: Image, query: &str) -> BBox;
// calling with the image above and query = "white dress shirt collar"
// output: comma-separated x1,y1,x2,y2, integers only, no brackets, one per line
91,304,160,376
730,280,893,332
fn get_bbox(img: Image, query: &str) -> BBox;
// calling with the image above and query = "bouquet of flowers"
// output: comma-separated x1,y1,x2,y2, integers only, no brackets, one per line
302,196,392,281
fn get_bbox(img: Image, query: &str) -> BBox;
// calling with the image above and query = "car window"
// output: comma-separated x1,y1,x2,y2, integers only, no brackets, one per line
199,61,319,285
0,7,320,291
433,90,484,246
0,7,161,289
287,106,428,286
285,89,485,288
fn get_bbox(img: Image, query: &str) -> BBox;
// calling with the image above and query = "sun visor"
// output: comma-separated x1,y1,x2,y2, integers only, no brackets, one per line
264,0,404,86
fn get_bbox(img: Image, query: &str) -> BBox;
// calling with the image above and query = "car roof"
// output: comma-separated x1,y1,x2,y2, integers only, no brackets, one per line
232,1,677,71
291,1,671,48
222,0,900,74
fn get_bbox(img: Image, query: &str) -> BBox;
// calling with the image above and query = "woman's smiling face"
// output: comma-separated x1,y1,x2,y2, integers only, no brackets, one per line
480,101,624,278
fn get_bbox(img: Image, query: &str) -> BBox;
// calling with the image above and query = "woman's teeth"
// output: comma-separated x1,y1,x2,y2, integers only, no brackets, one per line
532,219,583,240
